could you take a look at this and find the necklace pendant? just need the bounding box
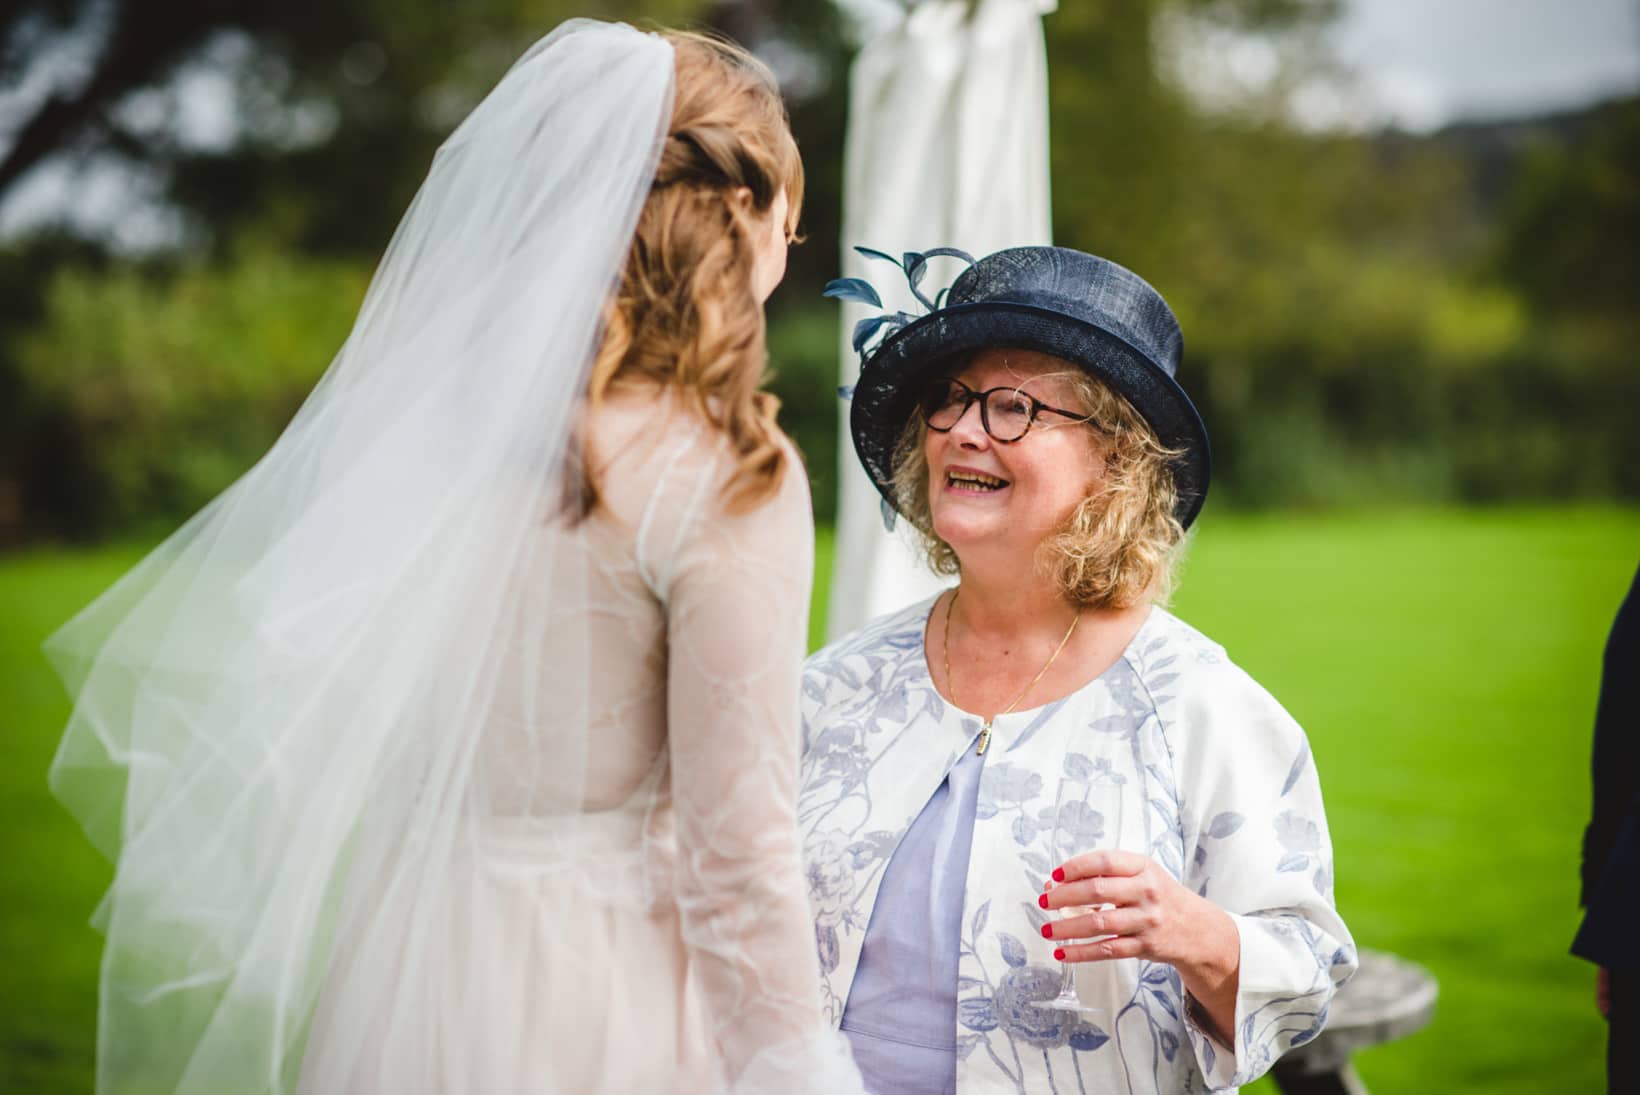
[944,588,1080,762]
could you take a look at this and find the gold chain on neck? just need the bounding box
[941,587,1081,755]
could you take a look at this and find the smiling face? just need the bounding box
[923,348,1106,570]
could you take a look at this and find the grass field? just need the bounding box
[5,505,1634,1092]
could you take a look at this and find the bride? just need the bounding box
[47,21,862,1095]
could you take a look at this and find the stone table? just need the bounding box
[1270,948,1439,1095]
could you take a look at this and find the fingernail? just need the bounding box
[1053,948,1066,961]
[1038,893,1049,909]
[1041,923,1053,939]
[1052,868,1066,883]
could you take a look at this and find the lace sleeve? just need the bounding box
[645,435,862,1093]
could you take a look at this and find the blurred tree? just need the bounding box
[0,0,708,255]
[14,241,367,535]
[1493,97,1640,337]
[1043,0,1337,265]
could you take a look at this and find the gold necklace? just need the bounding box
[942,588,1081,756]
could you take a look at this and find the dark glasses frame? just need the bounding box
[918,377,1090,443]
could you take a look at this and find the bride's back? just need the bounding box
[478,390,730,819]
[466,26,810,827]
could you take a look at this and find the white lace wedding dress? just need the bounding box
[46,22,860,1095]
[296,390,857,1093]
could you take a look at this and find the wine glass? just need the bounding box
[1043,774,1115,1013]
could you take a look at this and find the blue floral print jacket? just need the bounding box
[797,597,1357,1094]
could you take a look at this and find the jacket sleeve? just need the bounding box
[1165,657,1358,1091]
[1581,562,1640,906]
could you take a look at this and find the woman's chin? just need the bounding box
[930,513,1005,556]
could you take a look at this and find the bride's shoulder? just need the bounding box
[585,385,799,528]
[586,380,699,442]
[588,386,725,478]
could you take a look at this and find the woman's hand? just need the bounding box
[1040,849,1241,1045]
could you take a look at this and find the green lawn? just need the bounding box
[2,546,143,1092]
[6,506,1633,1092]
[1165,507,1631,1093]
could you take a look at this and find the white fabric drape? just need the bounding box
[827,0,1056,640]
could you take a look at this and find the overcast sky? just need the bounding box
[1325,0,1640,129]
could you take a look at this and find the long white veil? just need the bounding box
[46,20,679,1093]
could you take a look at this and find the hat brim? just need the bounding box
[849,301,1211,529]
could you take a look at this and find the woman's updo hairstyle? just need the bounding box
[582,30,804,514]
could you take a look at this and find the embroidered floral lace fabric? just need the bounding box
[295,394,860,1093]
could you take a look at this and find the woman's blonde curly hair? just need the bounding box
[581,30,803,515]
[890,361,1188,608]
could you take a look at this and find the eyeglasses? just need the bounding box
[917,377,1089,443]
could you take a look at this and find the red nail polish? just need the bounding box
[1041,923,1053,939]
[1038,893,1049,909]
[1052,867,1066,883]
[1053,948,1066,961]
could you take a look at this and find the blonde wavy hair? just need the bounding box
[581,30,803,515]
[890,362,1188,608]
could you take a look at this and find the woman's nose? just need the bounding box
[947,400,989,447]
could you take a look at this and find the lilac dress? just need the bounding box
[840,743,987,1094]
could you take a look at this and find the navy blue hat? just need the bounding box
[842,246,1211,529]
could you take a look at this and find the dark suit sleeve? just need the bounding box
[1581,562,1640,907]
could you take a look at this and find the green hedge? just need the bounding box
[4,249,1635,541]
[9,248,365,538]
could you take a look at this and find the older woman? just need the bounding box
[800,247,1356,1094]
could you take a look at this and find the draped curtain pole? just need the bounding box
[827,0,1057,641]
